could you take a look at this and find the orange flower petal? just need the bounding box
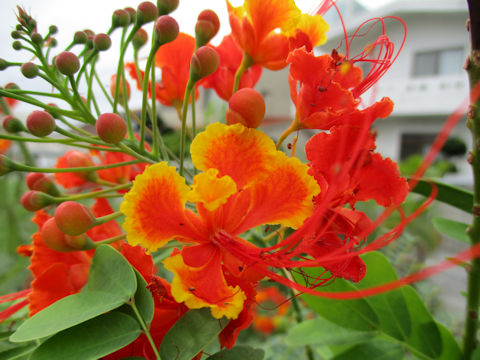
[120,162,206,252]
[163,248,246,319]
[190,123,277,188]
[232,153,320,234]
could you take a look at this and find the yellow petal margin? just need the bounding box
[187,169,237,211]
[190,123,277,188]
[120,162,197,252]
[164,252,246,319]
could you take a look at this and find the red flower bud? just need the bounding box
[41,218,94,252]
[73,31,87,44]
[30,32,43,44]
[136,2,158,25]
[20,190,55,212]
[112,9,130,28]
[190,46,219,82]
[124,7,136,24]
[3,115,26,133]
[26,172,61,196]
[5,82,19,90]
[154,15,179,45]
[54,201,96,236]
[26,110,56,137]
[132,28,149,50]
[226,88,265,128]
[21,62,39,78]
[195,10,220,47]
[55,51,80,76]
[94,33,112,51]
[157,0,179,15]
[96,113,127,144]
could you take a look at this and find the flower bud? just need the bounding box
[124,7,136,24]
[226,88,265,128]
[154,15,179,45]
[0,59,9,71]
[2,115,26,133]
[136,2,158,25]
[26,172,61,196]
[48,38,57,48]
[21,62,39,78]
[132,28,148,50]
[112,9,130,28]
[110,75,131,104]
[12,41,22,51]
[195,10,220,47]
[94,33,111,51]
[190,46,219,82]
[56,150,99,183]
[54,201,96,236]
[31,32,43,44]
[73,31,87,44]
[96,113,127,144]
[55,51,80,76]
[11,30,21,39]
[5,82,19,90]
[27,110,56,137]
[157,0,179,15]
[49,25,58,35]
[20,191,55,212]
[41,218,95,252]
[0,155,14,176]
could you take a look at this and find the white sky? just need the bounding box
[0,0,394,115]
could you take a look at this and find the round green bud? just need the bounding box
[93,33,112,51]
[21,62,39,78]
[55,51,80,76]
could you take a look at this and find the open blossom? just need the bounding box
[287,47,393,131]
[227,0,328,70]
[120,122,320,321]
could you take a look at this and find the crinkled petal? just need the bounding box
[163,248,246,319]
[191,123,277,188]
[121,162,205,252]
[187,169,237,211]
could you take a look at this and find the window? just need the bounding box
[412,48,464,77]
[400,133,437,160]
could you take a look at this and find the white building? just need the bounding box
[320,0,470,184]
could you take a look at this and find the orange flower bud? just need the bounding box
[26,172,61,196]
[96,113,127,144]
[110,75,131,104]
[226,88,265,128]
[26,110,56,137]
[20,190,55,212]
[54,201,96,236]
[41,218,95,252]
[190,46,219,82]
[195,10,220,47]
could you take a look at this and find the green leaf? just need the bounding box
[286,318,375,347]
[399,286,442,359]
[411,178,473,213]
[29,312,140,360]
[206,345,265,360]
[437,322,462,360]
[131,269,154,325]
[295,269,379,331]
[473,346,480,360]
[87,244,137,299]
[160,309,229,360]
[433,217,470,243]
[331,340,404,360]
[0,331,14,341]
[9,291,125,342]
[357,252,411,342]
[0,343,36,360]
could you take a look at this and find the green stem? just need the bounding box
[276,118,299,150]
[179,81,194,176]
[10,159,142,174]
[130,301,161,360]
[463,4,480,358]
[95,211,123,225]
[233,54,252,93]
[94,234,126,247]
[56,183,131,202]
[68,75,96,124]
[93,69,114,107]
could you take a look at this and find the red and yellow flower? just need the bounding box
[120,123,320,320]
[227,0,329,70]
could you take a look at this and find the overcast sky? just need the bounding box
[0,0,394,115]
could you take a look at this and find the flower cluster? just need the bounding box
[0,0,412,358]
